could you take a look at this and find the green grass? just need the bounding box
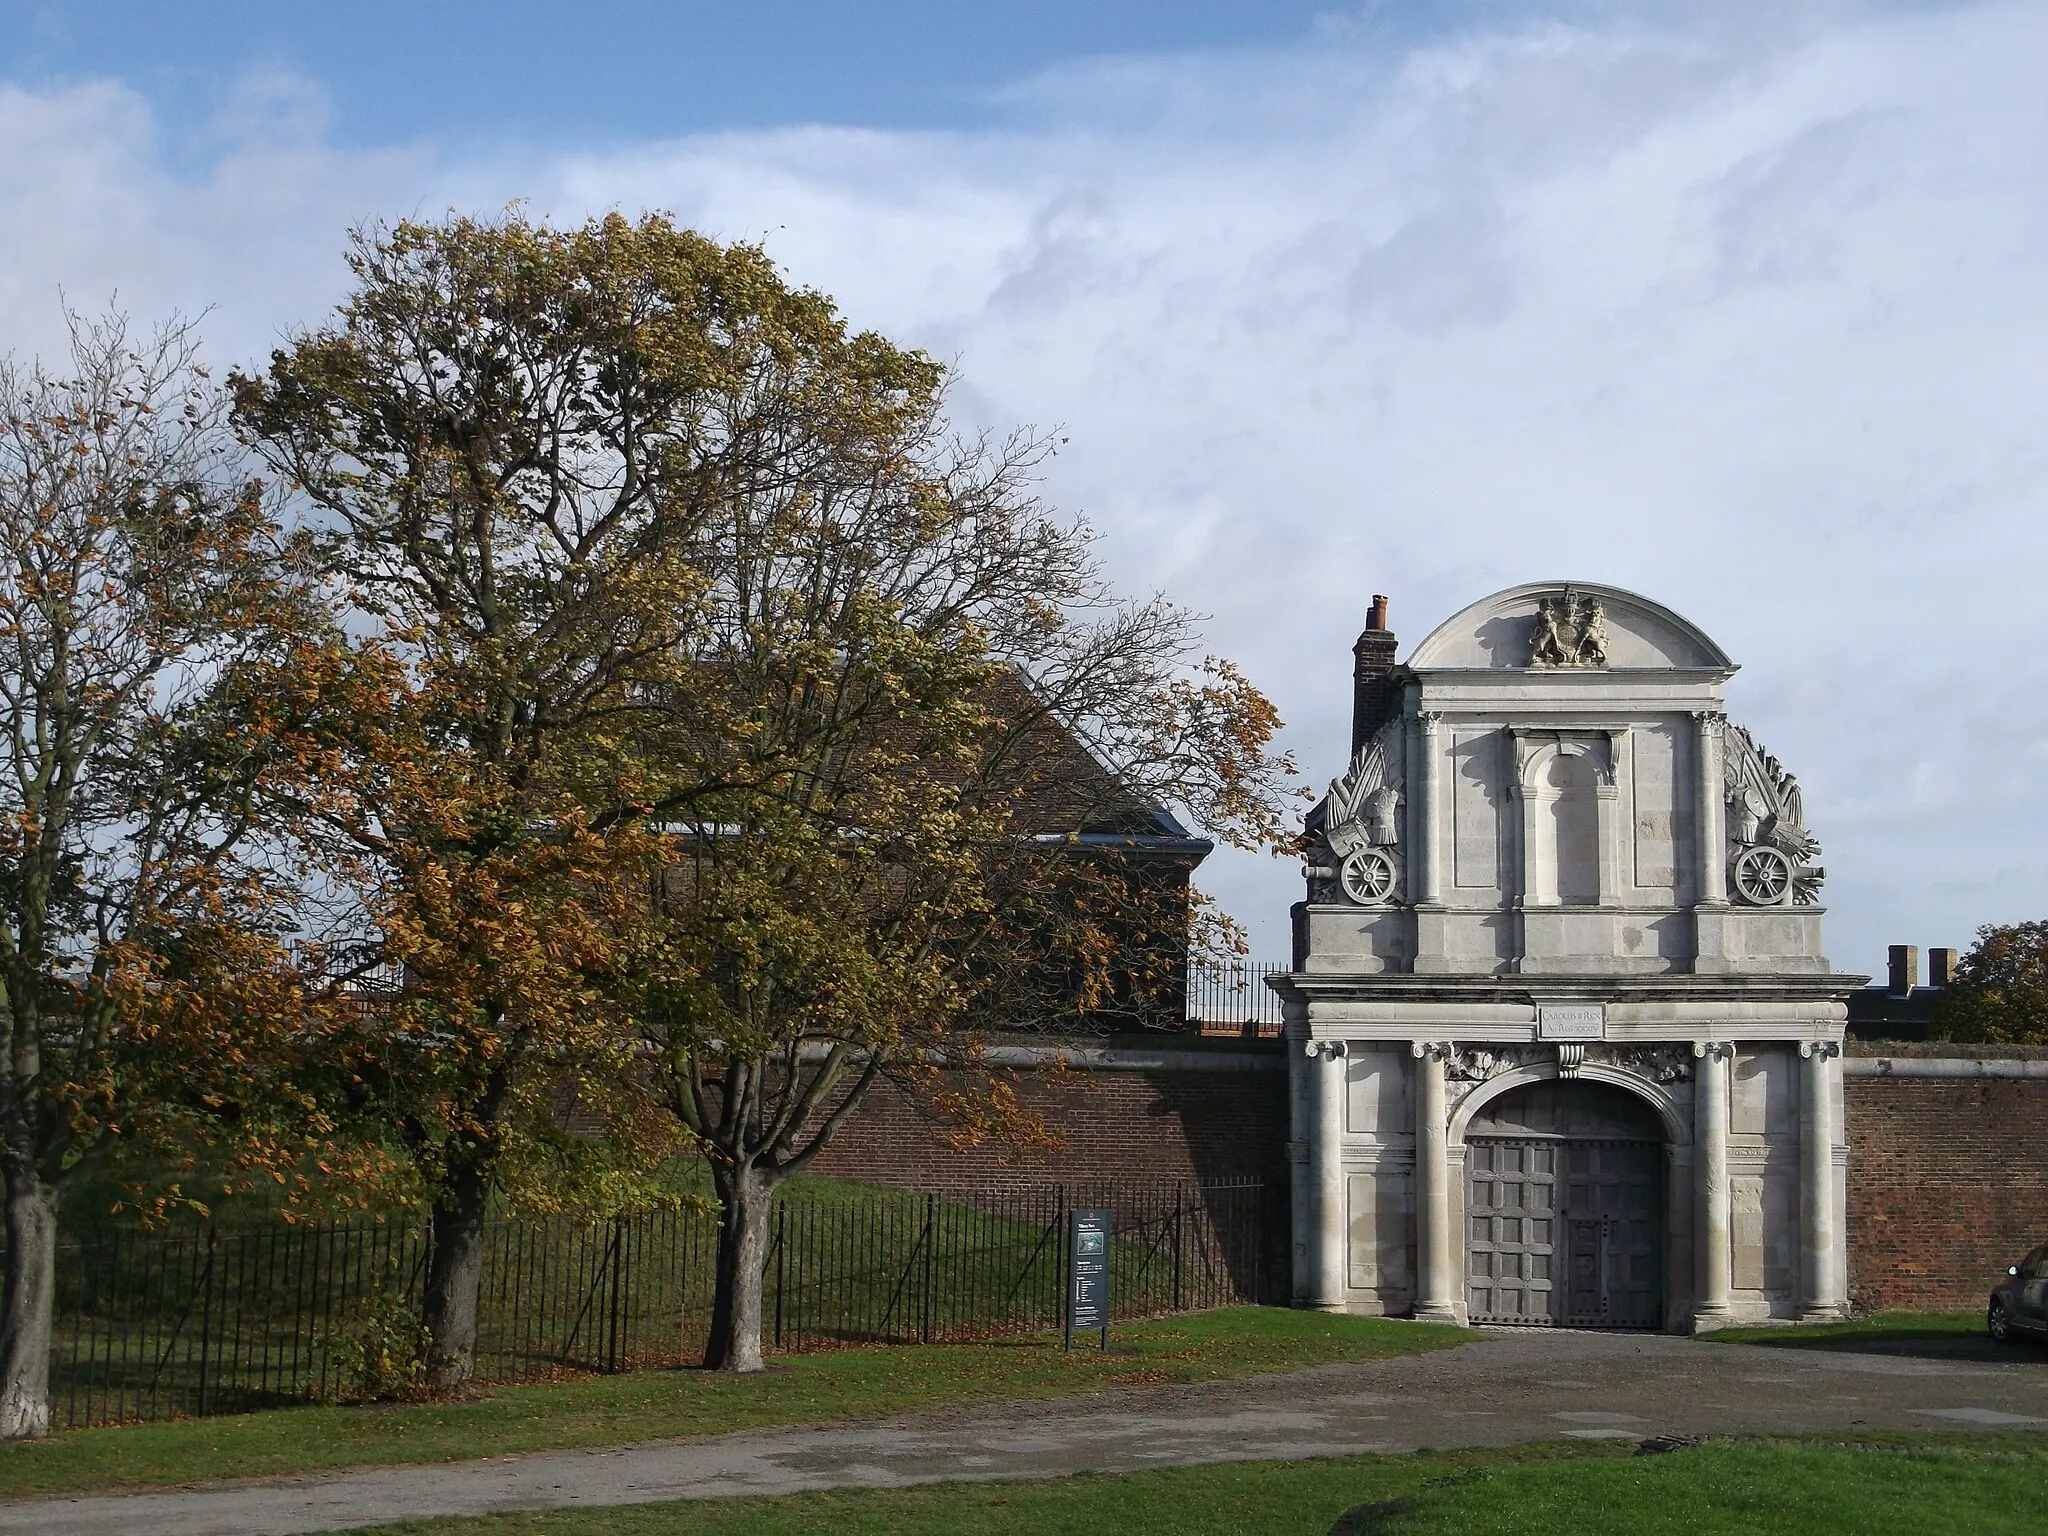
[0,1306,1467,1501]
[336,1433,2048,1536]
[1706,1311,1985,1348]
[1344,1435,2048,1536]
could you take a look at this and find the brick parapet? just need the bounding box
[1846,1040,2048,1060]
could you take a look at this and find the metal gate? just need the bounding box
[1468,1136,1661,1328]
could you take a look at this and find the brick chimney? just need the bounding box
[1351,595,1400,755]
[1887,943,1920,996]
[1928,947,1958,988]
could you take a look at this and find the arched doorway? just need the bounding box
[1465,1080,1663,1328]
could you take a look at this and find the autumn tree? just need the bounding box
[0,313,328,1438]
[241,210,1297,1382]
[234,211,952,1388]
[622,430,1298,1372]
[1932,920,2048,1044]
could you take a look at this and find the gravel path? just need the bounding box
[10,1329,2046,1535]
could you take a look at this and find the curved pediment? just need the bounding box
[1406,581,1735,672]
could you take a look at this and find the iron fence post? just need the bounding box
[1172,1183,1184,1312]
[1254,1180,1266,1302]
[773,1202,786,1352]
[921,1192,935,1344]
[1058,1184,1069,1349]
[608,1215,626,1373]
[195,1229,218,1418]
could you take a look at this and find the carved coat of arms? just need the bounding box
[1528,587,1609,669]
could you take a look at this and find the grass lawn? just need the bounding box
[1706,1311,1986,1349]
[0,1306,1466,1502]
[340,1433,2048,1536]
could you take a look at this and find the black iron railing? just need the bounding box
[1186,960,1287,1033]
[46,1177,1266,1429]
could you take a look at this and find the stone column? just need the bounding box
[1411,1041,1459,1323]
[1692,1041,1733,1326]
[1799,1041,1846,1321]
[1594,733,1623,905]
[1416,713,1443,904]
[1306,1039,1349,1309]
[1693,712,1727,905]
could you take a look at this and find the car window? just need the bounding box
[2031,1246,2048,1279]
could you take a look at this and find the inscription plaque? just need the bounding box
[1538,1005,1605,1041]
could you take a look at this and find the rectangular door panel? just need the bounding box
[1467,1137,1559,1325]
[1471,1135,1659,1329]
[1561,1139,1663,1329]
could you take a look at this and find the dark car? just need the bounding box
[1988,1242,2048,1343]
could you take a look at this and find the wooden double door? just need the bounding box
[1466,1136,1662,1329]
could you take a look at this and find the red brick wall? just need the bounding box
[809,1063,1289,1192]
[807,1045,2048,1315]
[1847,1052,2048,1312]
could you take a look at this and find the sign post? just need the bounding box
[1066,1207,1111,1352]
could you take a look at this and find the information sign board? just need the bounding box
[1066,1207,1111,1351]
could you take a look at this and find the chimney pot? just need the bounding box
[1351,596,1400,754]
[1887,943,1920,995]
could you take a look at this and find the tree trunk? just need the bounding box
[421,1164,491,1390]
[0,1171,59,1439]
[703,1164,777,1373]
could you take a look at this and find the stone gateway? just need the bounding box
[1274,582,1865,1331]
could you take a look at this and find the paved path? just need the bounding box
[10,1330,2047,1535]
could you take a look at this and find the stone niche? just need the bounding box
[1277,582,1865,1334]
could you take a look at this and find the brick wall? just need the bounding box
[731,1035,2048,1316]
[809,1056,1290,1192]
[1846,1044,2048,1312]
[808,1052,1294,1303]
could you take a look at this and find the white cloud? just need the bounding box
[5,3,2047,974]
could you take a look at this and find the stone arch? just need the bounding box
[1406,580,1736,671]
[1448,1062,1689,1148]
[1456,1069,1676,1329]
[1515,736,1612,792]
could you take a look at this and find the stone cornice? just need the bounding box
[1270,971,1869,1005]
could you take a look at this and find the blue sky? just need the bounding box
[9,2,1375,145]
[1,2,2043,973]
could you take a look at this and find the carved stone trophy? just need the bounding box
[1722,725,1825,905]
[1308,720,1404,905]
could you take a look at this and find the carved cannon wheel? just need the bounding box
[1341,848,1398,905]
[1732,845,1794,906]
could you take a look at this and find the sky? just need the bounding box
[2,0,2044,978]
